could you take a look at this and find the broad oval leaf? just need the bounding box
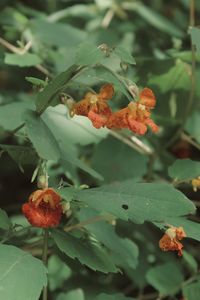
[52,229,118,273]
[75,180,195,223]
[0,245,47,300]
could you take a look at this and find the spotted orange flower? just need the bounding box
[159,226,186,256]
[191,177,200,192]
[71,84,114,129]
[106,88,159,135]
[22,188,62,228]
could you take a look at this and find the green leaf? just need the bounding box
[91,136,147,183]
[43,105,108,146]
[183,251,198,274]
[4,53,42,67]
[35,65,77,113]
[0,102,32,131]
[134,2,183,37]
[0,208,11,230]
[75,42,105,65]
[94,294,134,300]
[78,207,139,269]
[146,262,183,295]
[30,19,86,47]
[52,229,118,273]
[183,281,200,300]
[190,27,200,54]
[24,110,60,161]
[25,76,47,87]
[148,59,190,92]
[76,180,195,224]
[168,159,200,181]
[0,244,47,300]
[57,289,84,300]
[186,111,200,143]
[0,144,38,166]
[114,46,136,65]
[43,106,104,180]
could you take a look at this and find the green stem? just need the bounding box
[42,229,49,300]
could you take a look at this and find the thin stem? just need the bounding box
[42,229,49,300]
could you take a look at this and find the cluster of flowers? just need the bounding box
[69,84,159,135]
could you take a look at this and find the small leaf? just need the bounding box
[52,229,118,273]
[5,53,42,67]
[0,244,47,300]
[25,77,47,87]
[168,159,200,181]
[24,110,60,161]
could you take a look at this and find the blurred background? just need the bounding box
[0,1,200,299]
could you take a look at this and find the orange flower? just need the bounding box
[191,177,200,192]
[71,84,114,129]
[159,226,186,256]
[22,188,62,228]
[106,88,159,135]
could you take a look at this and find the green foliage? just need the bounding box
[1,1,200,299]
[52,229,118,273]
[91,136,147,182]
[0,245,47,300]
[24,110,60,161]
[183,281,200,300]
[146,262,183,295]
[75,181,195,223]
[168,159,200,181]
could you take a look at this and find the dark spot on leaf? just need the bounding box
[122,204,129,210]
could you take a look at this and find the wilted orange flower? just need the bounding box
[159,226,186,256]
[191,177,200,192]
[71,84,114,128]
[22,188,62,228]
[106,88,159,135]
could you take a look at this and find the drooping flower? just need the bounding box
[191,177,200,192]
[22,188,62,228]
[71,84,114,129]
[106,88,159,135]
[159,226,186,256]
